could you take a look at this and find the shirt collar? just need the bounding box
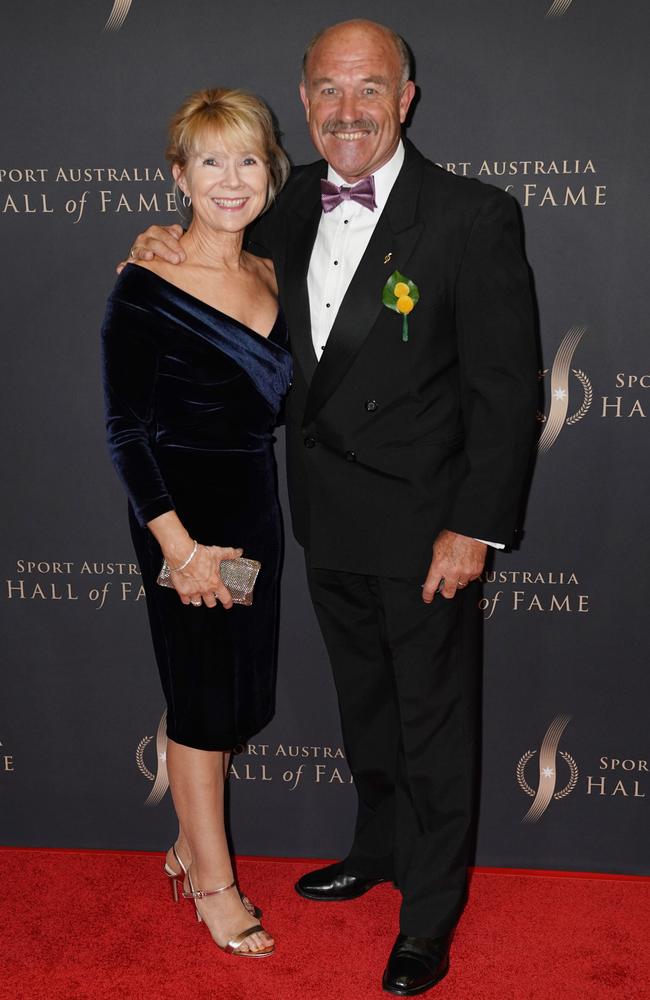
[326,141,405,214]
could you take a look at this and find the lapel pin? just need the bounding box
[383,252,392,264]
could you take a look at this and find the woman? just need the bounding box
[102,88,291,957]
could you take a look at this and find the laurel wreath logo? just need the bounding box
[566,369,592,424]
[103,0,133,32]
[516,715,577,822]
[516,749,579,800]
[135,736,155,781]
[537,366,593,426]
[537,326,591,452]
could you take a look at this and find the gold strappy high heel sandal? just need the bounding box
[163,843,262,917]
[183,870,274,958]
[164,844,188,902]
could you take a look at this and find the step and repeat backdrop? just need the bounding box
[1,1,648,873]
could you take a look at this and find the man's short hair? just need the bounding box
[301,21,413,89]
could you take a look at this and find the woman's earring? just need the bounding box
[174,183,191,211]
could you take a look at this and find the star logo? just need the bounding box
[537,327,593,453]
[516,716,579,822]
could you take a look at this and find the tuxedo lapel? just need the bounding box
[303,144,425,428]
[283,164,326,385]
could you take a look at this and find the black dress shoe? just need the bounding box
[295,860,389,901]
[382,933,451,996]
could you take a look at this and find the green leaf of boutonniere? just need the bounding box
[382,271,420,342]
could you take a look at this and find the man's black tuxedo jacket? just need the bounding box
[249,140,538,578]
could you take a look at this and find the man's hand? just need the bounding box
[116,224,185,273]
[422,530,487,603]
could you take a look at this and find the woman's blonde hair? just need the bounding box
[166,87,290,212]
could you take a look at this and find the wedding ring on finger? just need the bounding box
[436,577,445,593]
[129,246,138,260]
[190,599,201,607]
[457,580,467,588]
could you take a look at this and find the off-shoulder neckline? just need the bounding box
[123,262,281,342]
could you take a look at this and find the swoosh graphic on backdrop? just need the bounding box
[523,714,571,823]
[547,0,574,17]
[538,326,587,453]
[104,0,133,32]
[144,712,169,806]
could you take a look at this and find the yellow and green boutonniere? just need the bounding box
[382,271,420,342]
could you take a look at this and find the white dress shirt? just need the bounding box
[306,142,503,551]
[308,142,405,355]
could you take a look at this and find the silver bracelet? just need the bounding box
[169,540,198,572]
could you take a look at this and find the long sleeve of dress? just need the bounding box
[101,293,174,526]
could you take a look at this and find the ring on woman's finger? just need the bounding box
[129,246,138,260]
[457,580,467,588]
[190,599,201,607]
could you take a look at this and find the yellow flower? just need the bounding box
[382,270,420,342]
[396,294,414,315]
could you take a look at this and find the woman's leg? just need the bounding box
[165,751,234,883]
[167,751,230,871]
[166,738,273,953]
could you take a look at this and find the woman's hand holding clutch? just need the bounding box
[146,511,242,609]
[170,544,243,609]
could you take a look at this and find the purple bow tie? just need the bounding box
[320,175,377,213]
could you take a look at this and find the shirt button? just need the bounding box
[326,303,331,308]
[333,260,339,265]
[365,400,378,412]
[304,436,316,449]
[345,450,356,462]
[344,219,349,225]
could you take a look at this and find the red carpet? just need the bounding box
[2,849,649,1000]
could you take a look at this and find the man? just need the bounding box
[130,19,537,995]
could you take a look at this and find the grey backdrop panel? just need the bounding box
[1,0,648,872]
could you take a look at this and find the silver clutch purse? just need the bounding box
[156,556,261,606]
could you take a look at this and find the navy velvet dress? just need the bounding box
[101,264,292,751]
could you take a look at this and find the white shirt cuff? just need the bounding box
[474,538,505,549]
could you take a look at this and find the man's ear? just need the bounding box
[399,81,416,124]
[299,82,310,122]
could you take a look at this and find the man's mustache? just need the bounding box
[321,119,378,135]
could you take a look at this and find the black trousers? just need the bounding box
[307,566,482,936]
